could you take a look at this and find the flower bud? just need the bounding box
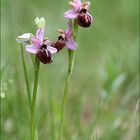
[36,48,52,64]
[35,17,46,28]
[16,33,32,44]
[77,10,92,28]
[51,36,66,52]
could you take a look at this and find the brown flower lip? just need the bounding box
[51,36,66,52]
[36,48,52,64]
[77,10,92,28]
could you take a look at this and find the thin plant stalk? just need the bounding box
[44,70,55,140]
[31,57,40,140]
[20,44,31,110]
[49,88,55,140]
[58,19,78,140]
[20,44,38,139]
[123,99,140,140]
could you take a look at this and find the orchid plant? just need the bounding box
[16,0,93,140]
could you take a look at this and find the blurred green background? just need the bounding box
[1,0,139,140]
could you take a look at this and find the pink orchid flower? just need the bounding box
[26,28,57,64]
[26,28,57,54]
[64,21,77,50]
[64,0,93,27]
[52,21,76,51]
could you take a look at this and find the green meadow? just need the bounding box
[1,0,139,140]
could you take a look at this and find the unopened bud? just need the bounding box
[16,33,32,44]
[35,17,46,28]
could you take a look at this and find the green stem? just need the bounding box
[49,90,55,140]
[30,54,36,69]
[31,58,40,140]
[20,44,31,110]
[58,19,78,140]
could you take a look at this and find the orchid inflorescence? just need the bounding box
[16,1,93,140]
[17,0,93,64]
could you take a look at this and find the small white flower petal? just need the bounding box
[16,33,32,44]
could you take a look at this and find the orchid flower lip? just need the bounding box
[77,12,92,27]
[36,48,52,64]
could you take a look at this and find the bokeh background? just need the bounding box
[1,0,139,140]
